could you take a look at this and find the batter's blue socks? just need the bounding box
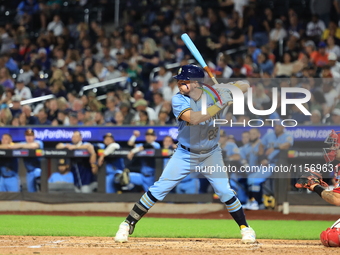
[225,196,249,229]
[140,191,158,209]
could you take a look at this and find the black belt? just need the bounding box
[180,144,218,154]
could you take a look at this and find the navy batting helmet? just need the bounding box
[173,65,205,80]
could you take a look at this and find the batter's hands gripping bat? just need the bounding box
[181,33,218,85]
[181,33,234,106]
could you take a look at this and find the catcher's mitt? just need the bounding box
[295,168,328,190]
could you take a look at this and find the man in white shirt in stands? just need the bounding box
[15,79,32,100]
[47,14,64,37]
[162,78,179,102]
[328,52,340,79]
[132,99,157,123]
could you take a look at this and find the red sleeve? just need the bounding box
[333,187,340,194]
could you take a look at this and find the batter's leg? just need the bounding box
[200,147,256,243]
[114,147,194,242]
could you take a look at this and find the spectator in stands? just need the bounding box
[36,108,51,125]
[48,158,74,184]
[273,52,296,77]
[322,80,338,110]
[15,79,32,100]
[257,52,274,75]
[247,8,268,47]
[306,14,326,42]
[307,109,322,124]
[105,61,121,81]
[69,111,80,126]
[0,68,14,90]
[225,17,245,50]
[94,61,108,82]
[287,11,305,39]
[216,53,233,78]
[113,111,124,126]
[326,36,340,58]
[139,38,160,89]
[312,42,329,67]
[132,99,157,124]
[104,96,118,124]
[162,78,179,102]
[247,41,261,64]
[2,53,18,73]
[154,110,171,125]
[51,80,67,98]
[0,134,20,192]
[17,62,33,86]
[269,19,287,42]
[0,107,13,126]
[33,78,52,98]
[252,84,271,110]
[16,0,40,27]
[22,105,38,125]
[331,108,340,124]
[47,98,58,122]
[56,131,98,193]
[154,65,172,89]
[152,92,164,117]
[10,95,22,117]
[35,48,51,71]
[47,14,64,36]
[290,104,311,124]
[119,101,134,125]
[322,21,340,41]
[55,110,69,126]
[86,70,99,85]
[328,52,340,78]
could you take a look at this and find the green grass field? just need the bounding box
[0,215,333,240]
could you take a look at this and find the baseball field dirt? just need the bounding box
[1,210,339,254]
[0,236,339,255]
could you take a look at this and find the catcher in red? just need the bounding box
[295,130,340,247]
[320,219,340,247]
[295,130,340,206]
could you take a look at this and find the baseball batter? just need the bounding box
[114,65,256,244]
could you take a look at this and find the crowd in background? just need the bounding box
[0,0,339,127]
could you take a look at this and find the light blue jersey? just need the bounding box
[172,87,229,150]
[240,141,261,166]
[261,131,294,164]
[223,142,240,157]
[144,87,236,205]
[48,172,74,183]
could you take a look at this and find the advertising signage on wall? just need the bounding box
[0,126,335,142]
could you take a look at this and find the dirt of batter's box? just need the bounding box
[0,210,339,221]
[0,236,339,255]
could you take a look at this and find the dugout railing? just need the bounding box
[0,148,213,204]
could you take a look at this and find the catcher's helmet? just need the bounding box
[173,65,205,80]
[323,130,340,162]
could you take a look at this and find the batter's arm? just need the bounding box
[180,110,212,125]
